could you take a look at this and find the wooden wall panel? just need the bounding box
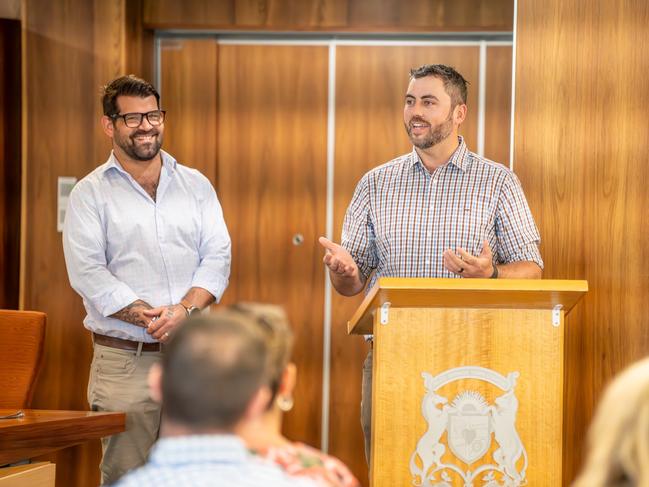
[22,0,126,485]
[0,19,21,310]
[216,45,329,449]
[347,0,512,30]
[144,0,234,27]
[330,46,480,485]
[124,0,154,82]
[143,0,513,31]
[514,0,649,483]
[160,38,218,183]
[0,0,20,19]
[484,46,512,166]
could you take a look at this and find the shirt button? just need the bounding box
[428,232,432,238]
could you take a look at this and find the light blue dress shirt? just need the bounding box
[112,435,317,487]
[63,150,231,342]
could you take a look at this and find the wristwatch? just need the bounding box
[180,300,201,317]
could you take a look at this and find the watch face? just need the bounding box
[188,306,201,317]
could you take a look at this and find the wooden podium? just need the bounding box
[348,278,587,487]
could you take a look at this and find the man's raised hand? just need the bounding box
[442,240,495,278]
[318,237,359,278]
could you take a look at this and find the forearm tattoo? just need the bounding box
[110,299,154,327]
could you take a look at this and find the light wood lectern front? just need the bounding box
[348,278,587,487]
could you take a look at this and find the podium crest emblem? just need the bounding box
[409,366,527,487]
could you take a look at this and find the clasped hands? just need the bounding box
[142,304,187,343]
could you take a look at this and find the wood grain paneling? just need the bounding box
[143,0,513,31]
[484,46,511,166]
[232,0,347,28]
[0,409,125,465]
[347,0,512,30]
[22,0,126,485]
[0,0,20,20]
[330,46,479,485]
[0,462,55,486]
[124,0,154,81]
[514,0,649,483]
[373,307,564,486]
[92,0,127,166]
[216,45,329,449]
[0,19,21,310]
[160,38,218,183]
[348,277,587,335]
[144,0,234,27]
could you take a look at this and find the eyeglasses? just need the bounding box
[110,110,166,128]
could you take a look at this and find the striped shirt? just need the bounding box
[112,435,317,487]
[342,137,542,292]
[63,150,231,342]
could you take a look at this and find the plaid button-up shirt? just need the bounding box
[341,137,543,292]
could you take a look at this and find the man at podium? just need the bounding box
[319,64,543,460]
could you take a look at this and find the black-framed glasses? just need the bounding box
[110,110,166,128]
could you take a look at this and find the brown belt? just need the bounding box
[93,333,163,352]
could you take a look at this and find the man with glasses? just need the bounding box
[62,75,231,484]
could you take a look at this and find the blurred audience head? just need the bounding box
[573,357,649,487]
[215,303,361,487]
[148,312,271,433]
[227,303,296,413]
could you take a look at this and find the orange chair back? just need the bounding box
[0,310,46,408]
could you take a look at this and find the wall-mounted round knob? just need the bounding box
[292,233,304,246]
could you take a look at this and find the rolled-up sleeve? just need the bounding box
[190,183,231,302]
[495,172,544,269]
[341,174,378,279]
[62,183,139,316]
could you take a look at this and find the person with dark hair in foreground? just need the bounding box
[230,303,360,487]
[319,64,544,461]
[63,75,230,483]
[113,313,317,487]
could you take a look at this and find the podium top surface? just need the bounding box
[348,278,588,334]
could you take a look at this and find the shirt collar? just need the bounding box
[148,434,250,467]
[410,135,471,173]
[101,149,177,175]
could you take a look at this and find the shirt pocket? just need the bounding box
[438,203,491,257]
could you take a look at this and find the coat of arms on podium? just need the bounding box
[409,366,527,487]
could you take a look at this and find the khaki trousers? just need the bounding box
[87,343,162,485]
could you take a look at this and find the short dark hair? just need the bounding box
[101,75,160,117]
[161,313,268,430]
[409,64,468,107]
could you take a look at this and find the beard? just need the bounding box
[114,128,163,161]
[405,109,454,150]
